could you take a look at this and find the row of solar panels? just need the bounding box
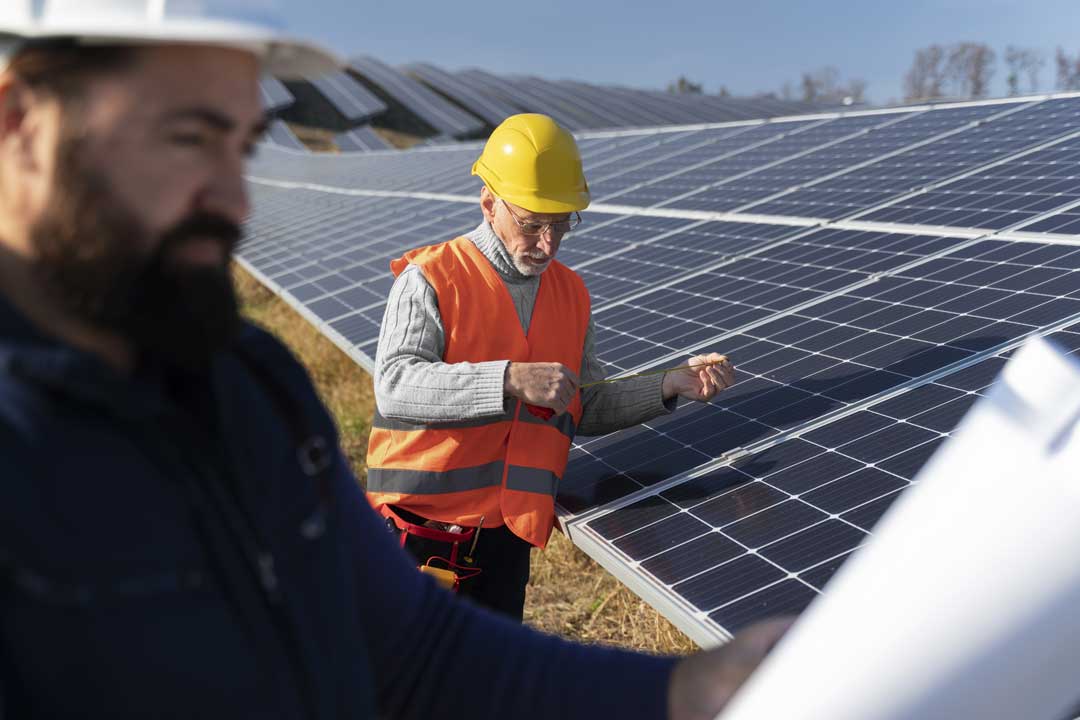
[258,56,840,154]
[240,93,1080,647]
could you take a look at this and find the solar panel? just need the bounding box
[241,94,1080,648]
[349,56,485,138]
[263,120,306,151]
[571,322,1080,642]
[336,126,394,152]
[259,75,294,114]
[405,63,521,127]
[309,71,388,123]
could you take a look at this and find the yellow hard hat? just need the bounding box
[471,113,590,214]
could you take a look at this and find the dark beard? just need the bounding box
[29,136,242,372]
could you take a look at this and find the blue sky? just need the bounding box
[261,0,1080,104]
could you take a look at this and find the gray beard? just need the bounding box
[510,254,551,276]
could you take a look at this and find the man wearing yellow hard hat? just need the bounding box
[368,114,735,619]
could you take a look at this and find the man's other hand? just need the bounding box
[505,362,580,415]
[668,618,793,720]
[662,353,735,402]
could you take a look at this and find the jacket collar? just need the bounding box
[0,293,173,421]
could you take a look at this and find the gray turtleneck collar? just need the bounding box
[463,220,540,331]
[465,221,539,286]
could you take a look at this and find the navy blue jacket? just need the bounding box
[0,296,675,719]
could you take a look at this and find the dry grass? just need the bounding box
[234,265,694,655]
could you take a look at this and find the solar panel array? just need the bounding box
[349,56,486,138]
[241,93,1080,646]
[405,65,839,130]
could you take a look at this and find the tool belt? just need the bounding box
[381,505,481,591]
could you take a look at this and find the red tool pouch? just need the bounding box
[381,506,481,591]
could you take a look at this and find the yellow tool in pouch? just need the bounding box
[419,564,459,590]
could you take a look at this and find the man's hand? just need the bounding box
[668,618,793,720]
[662,353,735,402]
[504,362,580,415]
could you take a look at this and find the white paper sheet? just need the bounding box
[720,336,1080,720]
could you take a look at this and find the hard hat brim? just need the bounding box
[491,188,591,215]
[472,160,591,214]
[0,18,341,80]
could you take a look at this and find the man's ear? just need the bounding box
[480,185,496,224]
[0,77,49,174]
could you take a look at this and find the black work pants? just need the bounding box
[395,513,533,621]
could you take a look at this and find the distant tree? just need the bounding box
[780,81,794,101]
[1005,46,1044,95]
[1056,48,1080,90]
[716,85,731,98]
[904,44,948,102]
[667,76,703,94]
[797,66,866,105]
[905,43,994,101]
[945,42,995,98]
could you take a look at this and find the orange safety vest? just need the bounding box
[366,236,591,548]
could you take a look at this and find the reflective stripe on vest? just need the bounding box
[371,404,576,441]
[366,236,590,548]
[368,462,558,498]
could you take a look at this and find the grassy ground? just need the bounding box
[234,266,695,655]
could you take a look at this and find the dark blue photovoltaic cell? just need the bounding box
[709,579,819,632]
[1020,206,1080,236]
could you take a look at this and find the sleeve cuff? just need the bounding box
[472,360,511,416]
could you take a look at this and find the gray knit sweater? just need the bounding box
[374,221,676,436]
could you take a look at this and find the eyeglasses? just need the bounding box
[500,200,582,236]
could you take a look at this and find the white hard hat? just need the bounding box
[0,0,341,80]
